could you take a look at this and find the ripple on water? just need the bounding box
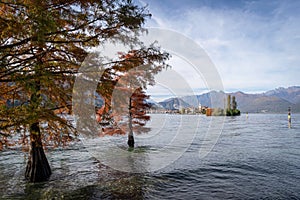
[1,114,300,199]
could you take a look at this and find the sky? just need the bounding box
[135,0,300,101]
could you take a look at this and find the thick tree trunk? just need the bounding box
[25,122,51,182]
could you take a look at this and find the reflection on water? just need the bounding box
[1,114,300,199]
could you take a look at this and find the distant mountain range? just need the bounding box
[150,86,300,113]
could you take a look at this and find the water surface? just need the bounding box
[1,114,299,199]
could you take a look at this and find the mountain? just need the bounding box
[230,91,293,113]
[182,91,227,108]
[146,99,164,109]
[264,86,300,104]
[155,86,300,113]
[158,97,190,110]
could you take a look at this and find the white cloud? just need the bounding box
[147,55,208,101]
[142,0,300,97]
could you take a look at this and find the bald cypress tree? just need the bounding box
[127,88,150,148]
[96,50,169,147]
[0,0,166,182]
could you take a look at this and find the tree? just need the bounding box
[225,95,240,116]
[128,88,150,147]
[96,50,169,147]
[231,96,240,115]
[232,96,237,110]
[0,0,165,182]
[227,94,231,112]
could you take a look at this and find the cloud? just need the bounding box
[147,55,208,99]
[142,0,300,96]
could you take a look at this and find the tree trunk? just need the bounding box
[25,122,51,182]
[128,115,135,147]
[127,131,135,148]
[128,97,134,148]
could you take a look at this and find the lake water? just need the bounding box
[1,114,300,199]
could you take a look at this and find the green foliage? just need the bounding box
[225,95,240,116]
[232,96,237,110]
[226,109,240,116]
[0,0,166,149]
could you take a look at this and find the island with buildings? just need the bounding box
[147,94,241,116]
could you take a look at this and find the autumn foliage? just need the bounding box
[95,50,169,141]
[0,0,169,182]
[97,87,151,136]
[0,0,157,148]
